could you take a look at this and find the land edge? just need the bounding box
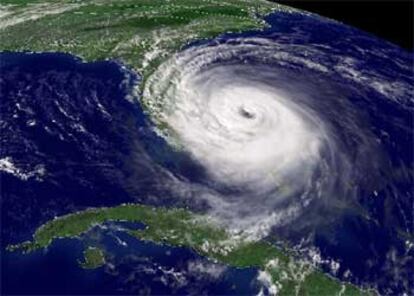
[6,203,377,296]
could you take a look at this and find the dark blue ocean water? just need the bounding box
[2,226,260,295]
[0,52,261,295]
[1,11,413,295]
[0,51,209,241]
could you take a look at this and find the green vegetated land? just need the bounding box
[0,0,286,78]
[7,203,373,296]
[79,246,105,269]
[0,0,292,114]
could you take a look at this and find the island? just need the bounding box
[79,246,106,269]
[7,203,374,296]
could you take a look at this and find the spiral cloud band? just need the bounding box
[143,36,400,236]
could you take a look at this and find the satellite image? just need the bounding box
[0,1,413,295]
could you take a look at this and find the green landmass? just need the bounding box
[0,0,287,77]
[79,246,105,269]
[0,0,293,114]
[7,203,373,296]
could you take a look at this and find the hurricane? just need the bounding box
[142,34,412,238]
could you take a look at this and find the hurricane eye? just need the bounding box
[239,107,255,119]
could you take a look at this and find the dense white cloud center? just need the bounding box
[170,73,323,193]
[143,38,344,235]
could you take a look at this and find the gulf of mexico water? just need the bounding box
[0,51,261,295]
